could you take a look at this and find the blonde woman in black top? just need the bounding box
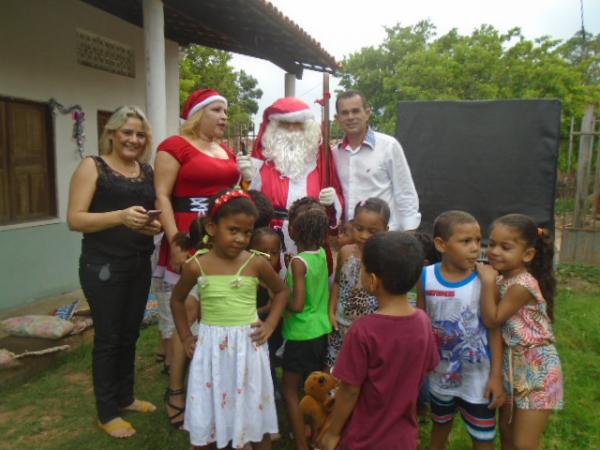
[68,106,161,438]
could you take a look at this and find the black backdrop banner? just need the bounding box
[396,100,561,235]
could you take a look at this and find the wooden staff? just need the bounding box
[323,73,331,186]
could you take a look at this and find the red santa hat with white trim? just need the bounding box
[252,97,315,160]
[181,88,227,121]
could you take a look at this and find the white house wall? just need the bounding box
[0,0,180,310]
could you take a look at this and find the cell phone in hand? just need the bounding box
[145,209,162,224]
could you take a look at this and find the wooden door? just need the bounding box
[0,102,9,223]
[0,98,56,225]
[97,109,113,149]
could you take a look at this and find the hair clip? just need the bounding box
[202,234,210,244]
[537,227,545,237]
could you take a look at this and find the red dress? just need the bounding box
[156,135,240,282]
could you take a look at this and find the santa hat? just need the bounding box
[181,88,227,121]
[252,97,315,160]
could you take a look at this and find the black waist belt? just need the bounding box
[172,196,210,214]
[273,208,288,220]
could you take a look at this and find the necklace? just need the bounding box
[113,160,138,175]
[194,138,224,158]
[103,155,139,177]
[119,166,138,176]
[196,137,216,148]
[114,165,139,178]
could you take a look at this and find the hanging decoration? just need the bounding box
[49,98,86,158]
[314,91,331,107]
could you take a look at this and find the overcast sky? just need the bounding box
[230,0,600,126]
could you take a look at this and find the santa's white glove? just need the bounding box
[237,155,256,181]
[319,187,336,206]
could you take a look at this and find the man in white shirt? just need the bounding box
[333,90,421,231]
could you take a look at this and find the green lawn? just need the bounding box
[1,264,599,449]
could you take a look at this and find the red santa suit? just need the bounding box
[250,97,344,259]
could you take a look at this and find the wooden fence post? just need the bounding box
[574,105,596,228]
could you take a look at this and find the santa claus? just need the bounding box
[237,97,344,257]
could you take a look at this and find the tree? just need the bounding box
[179,45,263,136]
[338,21,600,143]
[559,30,600,85]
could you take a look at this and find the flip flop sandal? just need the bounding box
[97,417,136,438]
[121,399,156,413]
[164,387,185,430]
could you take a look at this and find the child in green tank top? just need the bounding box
[170,189,289,450]
[281,198,332,450]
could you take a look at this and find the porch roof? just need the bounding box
[80,0,339,78]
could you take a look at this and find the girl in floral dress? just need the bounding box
[170,189,288,449]
[326,198,390,369]
[477,213,563,450]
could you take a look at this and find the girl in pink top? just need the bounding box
[478,214,563,450]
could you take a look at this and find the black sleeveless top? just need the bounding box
[81,156,156,258]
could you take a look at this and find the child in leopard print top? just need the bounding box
[326,198,390,369]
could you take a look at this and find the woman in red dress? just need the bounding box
[154,89,241,428]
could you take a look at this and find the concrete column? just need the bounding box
[284,73,296,97]
[143,0,167,160]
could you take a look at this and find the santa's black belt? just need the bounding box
[172,196,210,214]
[273,208,288,220]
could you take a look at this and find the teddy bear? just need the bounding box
[299,370,338,432]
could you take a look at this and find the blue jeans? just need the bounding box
[79,251,151,423]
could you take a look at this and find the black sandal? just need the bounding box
[164,387,185,430]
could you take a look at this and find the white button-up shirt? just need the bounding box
[333,128,421,231]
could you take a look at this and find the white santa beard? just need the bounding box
[261,120,320,180]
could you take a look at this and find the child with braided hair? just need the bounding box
[280,198,332,450]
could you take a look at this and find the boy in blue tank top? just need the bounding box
[417,211,505,450]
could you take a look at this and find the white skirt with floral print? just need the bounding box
[184,322,278,448]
